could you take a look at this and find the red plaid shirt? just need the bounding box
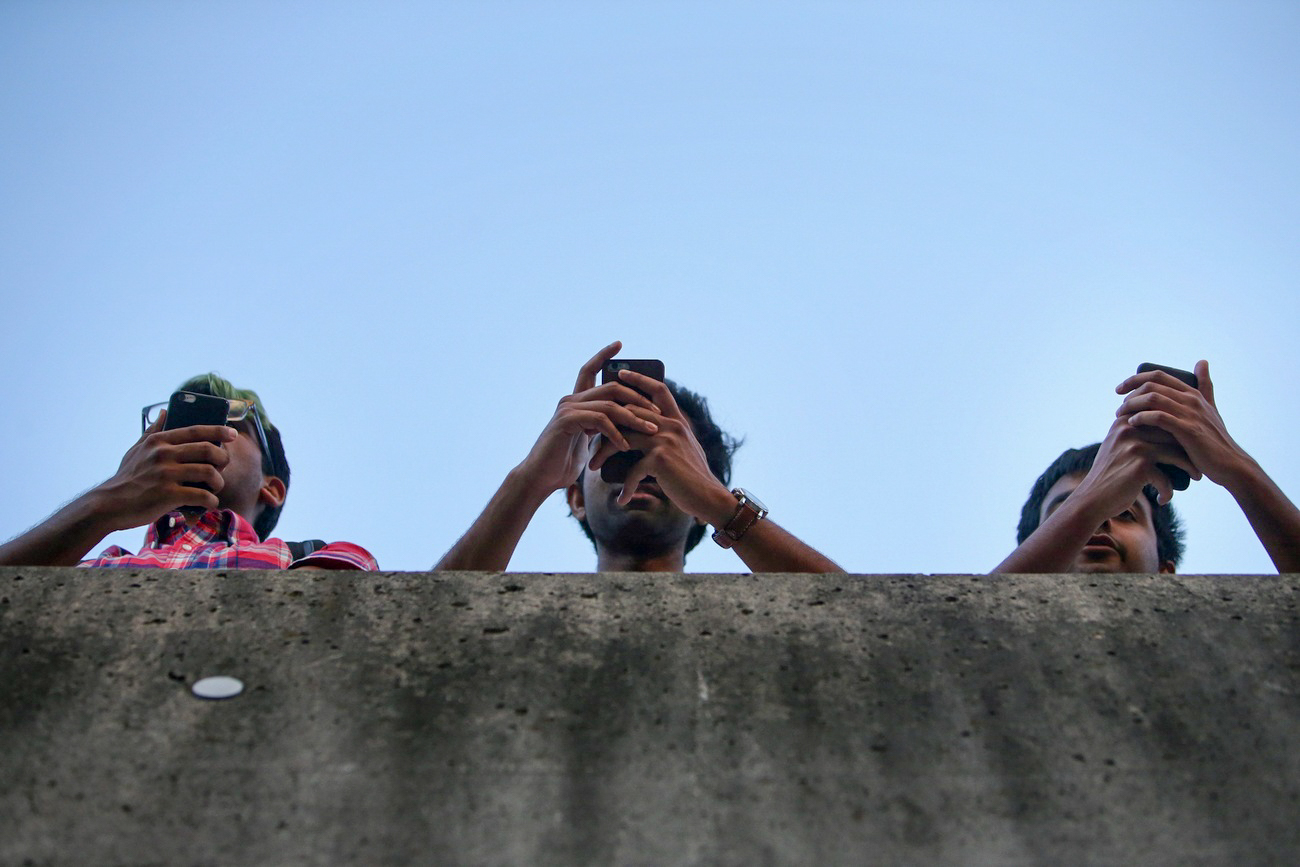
[79,509,378,571]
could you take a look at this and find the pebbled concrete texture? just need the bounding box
[2,568,1299,867]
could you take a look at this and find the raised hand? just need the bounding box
[1116,360,1248,486]
[588,369,734,526]
[0,413,238,566]
[1119,360,1300,573]
[91,412,236,531]
[516,341,659,496]
[434,341,660,572]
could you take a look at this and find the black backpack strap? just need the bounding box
[287,539,328,561]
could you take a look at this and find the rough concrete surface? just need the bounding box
[1,568,1298,866]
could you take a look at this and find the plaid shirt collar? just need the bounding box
[83,509,378,571]
[143,509,261,549]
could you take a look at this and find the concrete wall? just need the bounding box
[2,567,1298,866]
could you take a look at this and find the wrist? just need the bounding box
[700,481,743,527]
[1212,448,1263,493]
[78,484,133,536]
[711,487,770,549]
[1217,452,1281,513]
[505,462,563,508]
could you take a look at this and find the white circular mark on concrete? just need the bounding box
[191,676,244,700]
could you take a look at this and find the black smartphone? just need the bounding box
[599,359,665,484]
[162,391,230,501]
[1136,362,1198,389]
[163,391,230,432]
[1135,363,1199,491]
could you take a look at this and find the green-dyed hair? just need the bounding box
[176,373,290,540]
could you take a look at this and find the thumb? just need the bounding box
[1194,359,1216,406]
[144,409,167,436]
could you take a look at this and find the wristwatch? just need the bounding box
[712,488,769,549]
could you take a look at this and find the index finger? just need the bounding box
[1115,369,1197,396]
[155,424,238,445]
[617,370,680,418]
[573,381,661,412]
[574,341,623,393]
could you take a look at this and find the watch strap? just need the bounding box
[712,489,766,549]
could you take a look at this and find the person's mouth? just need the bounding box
[1084,534,1118,552]
[636,478,664,498]
[620,477,666,507]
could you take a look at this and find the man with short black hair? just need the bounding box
[0,374,376,570]
[995,361,1300,574]
[436,342,841,573]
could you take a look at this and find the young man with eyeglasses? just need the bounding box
[435,342,841,573]
[0,374,377,570]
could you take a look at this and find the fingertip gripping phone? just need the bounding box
[162,391,230,500]
[1135,363,1199,492]
[599,359,665,484]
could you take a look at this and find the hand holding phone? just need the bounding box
[162,391,231,499]
[1134,363,1199,491]
[599,359,665,483]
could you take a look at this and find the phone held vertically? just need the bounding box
[1136,362,1198,389]
[1135,363,1200,492]
[162,391,231,503]
[600,359,665,484]
[162,391,231,433]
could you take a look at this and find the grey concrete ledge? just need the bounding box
[2,568,1299,866]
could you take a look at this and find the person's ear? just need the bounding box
[1159,559,1176,574]
[566,483,585,521]
[259,476,287,510]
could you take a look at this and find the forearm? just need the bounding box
[1219,457,1300,573]
[992,497,1100,574]
[730,519,844,573]
[695,486,842,573]
[0,491,116,566]
[433,466,552,571]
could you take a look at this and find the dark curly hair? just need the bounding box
[575,378,741,556]
[1016,443,1185,568]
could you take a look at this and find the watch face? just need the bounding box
[735,488,768,515]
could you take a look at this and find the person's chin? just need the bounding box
[1072,548,1127,573]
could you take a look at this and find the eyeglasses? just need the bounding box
[141,396,276,477]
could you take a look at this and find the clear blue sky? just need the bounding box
[2,1,1297,573]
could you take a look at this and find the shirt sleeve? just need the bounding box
[287,541,379,571]
[77,546,134,567]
